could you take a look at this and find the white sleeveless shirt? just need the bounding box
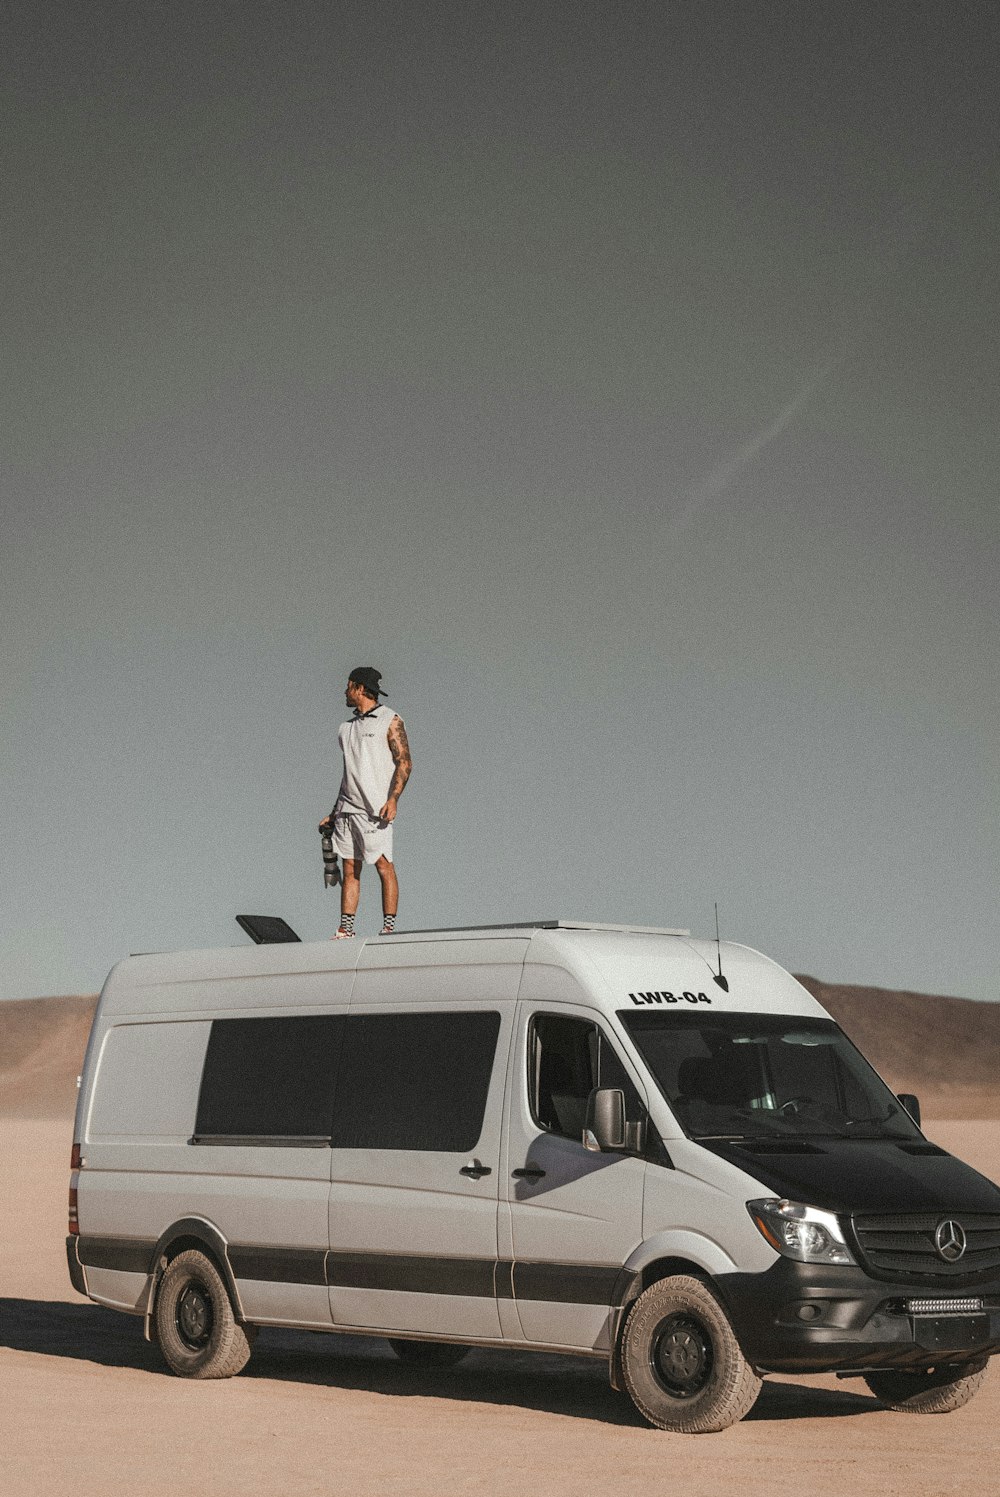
[335,703,399,819]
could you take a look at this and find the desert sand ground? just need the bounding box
[1,1111,997,1497]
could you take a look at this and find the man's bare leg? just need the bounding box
[375,855,398,933]
[336,858,361,937]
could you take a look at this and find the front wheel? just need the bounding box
[620,1275,761,1433]
[154,1249,255,1379]
[863,1363,988,1413]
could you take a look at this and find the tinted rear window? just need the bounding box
[195,1014,345,1138]
[331,1010,501,1152]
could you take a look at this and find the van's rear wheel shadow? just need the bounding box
[0,1300,878,1425]
[0,1298,163,1372]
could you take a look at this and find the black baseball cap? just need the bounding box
[349,666,387,697]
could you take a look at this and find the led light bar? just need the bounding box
[905,1297,984,1316]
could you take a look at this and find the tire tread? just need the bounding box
[154,1248,254,1380]
[862,1364,987,1414]
[620,1274,761,1433]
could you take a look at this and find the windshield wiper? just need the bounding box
[844,1113,897,1134]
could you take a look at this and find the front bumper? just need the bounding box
[716,1259,1000,1374]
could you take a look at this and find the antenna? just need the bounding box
[713,903,729,991]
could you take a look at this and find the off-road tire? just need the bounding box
[620,1274,761,1433]
[154,1249,255,1379]
[862,1363,988,1413]
[388,1338,470,1368]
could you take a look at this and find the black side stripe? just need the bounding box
[495,1258,515,1301]
[229,1246,327,1285]
[325,1251,495,1298]
[77,1237,329,1285]
[77,1237,156,1274]
[511,1261,622,1306]
[324,1253,622,1303]
[78,1237,627,1307]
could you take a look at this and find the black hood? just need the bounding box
[701,1137,1000,1215]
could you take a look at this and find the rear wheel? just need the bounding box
[388,1338,470,1368]
[863,1363,988,1413]
[154,1249,255,1379]
[620,1275,761,1433]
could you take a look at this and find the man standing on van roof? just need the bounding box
[320,667,411,938]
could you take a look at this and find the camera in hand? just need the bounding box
[319,820,341,888]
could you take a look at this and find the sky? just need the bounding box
[3,1,998,1003]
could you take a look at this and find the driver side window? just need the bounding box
[529,1013,642,1143]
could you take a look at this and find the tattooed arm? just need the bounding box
[379,716,412,822]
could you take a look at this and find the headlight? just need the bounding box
[747,1198,856,1266]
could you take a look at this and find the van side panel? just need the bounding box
[328,944,527,1338]
[328,1009,512,1337]
[79,1019,211,1311]
[89,1021,209,1139]
[78,969,354,1329]
[503,963,647,1351]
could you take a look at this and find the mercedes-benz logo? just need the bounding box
[934,1219,967,1262]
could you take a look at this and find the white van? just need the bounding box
[67,921,1000,1432]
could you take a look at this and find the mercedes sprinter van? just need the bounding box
[67,922,1000,1432]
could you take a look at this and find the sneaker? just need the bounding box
[333,929,355,940]
[379,926,395,936]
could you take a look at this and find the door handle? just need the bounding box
[512,1164,546,1180]
[459,1159,492,1178]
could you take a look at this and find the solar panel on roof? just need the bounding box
[235,915,302,945]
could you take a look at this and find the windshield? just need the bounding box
[618,1012,921,1141]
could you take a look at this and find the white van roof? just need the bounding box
[101,921,824,1022]
[396,920,692,936]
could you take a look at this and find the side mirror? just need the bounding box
[897,1092,921,1126]
[583,1087,626,1152]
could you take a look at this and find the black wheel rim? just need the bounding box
[649,1313,714,1399]
[176,1281,214,1350]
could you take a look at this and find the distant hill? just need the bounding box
[1,980,998,1118]
[0,994,98,1117]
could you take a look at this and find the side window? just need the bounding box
[529,1013,643,1143]
[194,1015,344,1140]
[331,1011,501,1152]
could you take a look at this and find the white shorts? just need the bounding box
[332,811,394,866]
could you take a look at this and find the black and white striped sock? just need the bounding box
[340,912,356,936]
[381,913,396,933]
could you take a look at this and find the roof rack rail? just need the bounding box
[380,920,691,936]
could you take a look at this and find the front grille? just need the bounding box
[852,1213,1000,1280]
